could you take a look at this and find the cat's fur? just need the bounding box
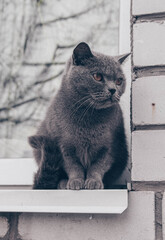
[29,42,129,190]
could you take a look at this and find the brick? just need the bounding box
[132,130,165,181]
[133,22,165,66]
[0,216,8,237]
[132,76,165,125]
[18,192,155,240]
[163,192,165,239]
[132,0,165,15]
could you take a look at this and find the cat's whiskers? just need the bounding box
[92,92,121,100]
[91,92,105,97]
[77,100,95,126]
[92,92,121,105]
[77,102,91,126]
[61,97,92,132]
[69,97,91,121]
[91,92,112,100]
[71,95,89,108]
[90,100,96,119]
[115,94,120,101]
[69,96,89,114]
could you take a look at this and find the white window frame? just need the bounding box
[0,0,131,214]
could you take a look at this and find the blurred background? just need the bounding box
[0,0,120,158]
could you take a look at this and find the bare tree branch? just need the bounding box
[0,118,10,123]
[56,44,75,49]
[0,112,37,124]
[33,70,63,85]
[0,96,48,112]
[22,61,65,66]
[35,5,98,27]
[14,106,40,125]
[51,44,75,60]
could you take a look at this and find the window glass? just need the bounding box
[0,0,119,158]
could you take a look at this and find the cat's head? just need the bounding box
[63,42,129,109]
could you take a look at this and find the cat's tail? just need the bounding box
[28,135,45,149]
[28,135,63,189]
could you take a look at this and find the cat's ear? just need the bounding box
[72,42,93,65]
[116,53,130,64]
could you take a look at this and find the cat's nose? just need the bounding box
[109,89,116,95]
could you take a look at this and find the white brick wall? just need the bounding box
[132,1,165,239]
[132,76,165,125]
[132,0,165,15]
[18,192,155,240]
[132,130,165,181]
[133,22,165,66]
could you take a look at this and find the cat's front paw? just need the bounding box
[57,179,68,189]
[67,178,84,190]
[85,178,104,190]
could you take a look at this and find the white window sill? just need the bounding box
[0,158,128,214]
[0,158,128,188]
[0,189,128,214]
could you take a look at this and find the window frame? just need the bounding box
[0,0,131,214]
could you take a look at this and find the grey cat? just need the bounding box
[29,42,129,190]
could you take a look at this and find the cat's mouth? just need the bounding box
[91,94,119,102]
[91,94,119,109]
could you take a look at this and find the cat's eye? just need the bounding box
[93,73,103,81]
[115,78,123,85]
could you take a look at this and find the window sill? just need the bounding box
[0,189,127,214]
[0,158,128,214]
